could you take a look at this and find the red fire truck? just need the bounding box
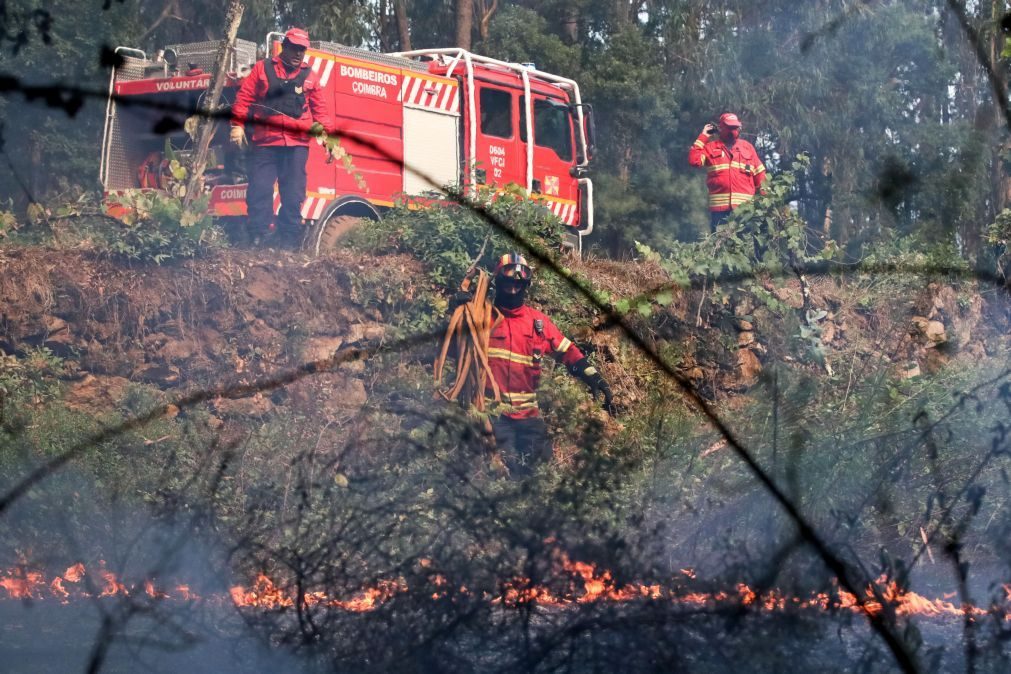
[100,34,596,254]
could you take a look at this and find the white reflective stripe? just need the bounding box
[449,91,460,113]
[310,57,322,73]
[560,204,571,223]
[319,59,335,87]
[438,84,456,111]
[398,76,409,101]
[407,77,423,105]
[428,82,444,107]
[300,196,315,219]
[311,198,327,220]
[583,366,598,376]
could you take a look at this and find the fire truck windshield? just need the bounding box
[520,97,573,162]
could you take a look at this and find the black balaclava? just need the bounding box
[493,278,527,310]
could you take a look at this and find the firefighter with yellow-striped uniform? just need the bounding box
[688,112,766,231]
[484,253,615,477]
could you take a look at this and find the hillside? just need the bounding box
[2,239,1011,671]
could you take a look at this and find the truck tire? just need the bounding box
[305,213,363,256]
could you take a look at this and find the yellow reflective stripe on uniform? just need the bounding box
[730,194,755,205]
[488,348,534,366]
[500,392,539,409]
[693,140,704,149]
[556,338,572,353]
[490,393,539,409]
[754,165,766,174]
[708,194,732,205]
[706,163,731,173]
[502,392,537,404]
[511,400,539,409]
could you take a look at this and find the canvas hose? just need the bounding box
[434,271,501,411]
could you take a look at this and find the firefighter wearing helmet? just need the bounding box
[486,252,615,477]
[229,28,336,246]
[688,112,767,231]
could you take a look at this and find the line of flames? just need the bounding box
[0,558,1004,620]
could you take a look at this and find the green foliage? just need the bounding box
[346,186,564,287]
[986,208,1011,278]
[0,347,64,415]
[637,155,819,292]
[859,227,971,283]
[0,199,19,238]
[103,190,222,264]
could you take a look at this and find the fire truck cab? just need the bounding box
[101,35,596,254]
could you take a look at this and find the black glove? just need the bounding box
[449,290,474,311]
[571,357,616,417]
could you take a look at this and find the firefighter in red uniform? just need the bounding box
[688,112,766,231]
[485,253,614,477]
[229,28,335,244]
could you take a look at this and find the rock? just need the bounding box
[303,336,345,364]
[684,366,704,381]
[734,318,754,331]
[911,316,946,345]
[772,285,804,309]
[346,322,386,344]
[133,363,181,387]
[897,363,921,379]
[821,322,836,344]
[737,331,756,347]
[736,349,762,386]
[157,336,199,362]
[64,374,133,414]
[924,320,946,344]
[42,315,71,342]
[213,392,274,418]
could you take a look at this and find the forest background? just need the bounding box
[4,0,1011,259]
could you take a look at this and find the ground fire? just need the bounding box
[0,557,1000,621]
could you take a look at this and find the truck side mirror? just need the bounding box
[583,103,596,163]
[572,103,596,164]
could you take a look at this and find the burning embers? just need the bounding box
[228,574,402,611]
[0,562,197,603]
[0,558,1004,620]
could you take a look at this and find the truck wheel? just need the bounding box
[305,213,363,256]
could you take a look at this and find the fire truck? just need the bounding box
[100,34,596,254]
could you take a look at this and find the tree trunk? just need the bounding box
[455,0,473,50]
[184,0,245,208]
[377,0,391,51]
[476,0,498,42]
[561,2,579,44]
[992,0,1011,218]
[395,0,412,51]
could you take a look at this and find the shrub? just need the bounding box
[103,189,223,264]
[345,185,564,286]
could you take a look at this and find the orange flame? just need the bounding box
[1,559,1007,623]
[64,563,85,583]
[0,569,44,599]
